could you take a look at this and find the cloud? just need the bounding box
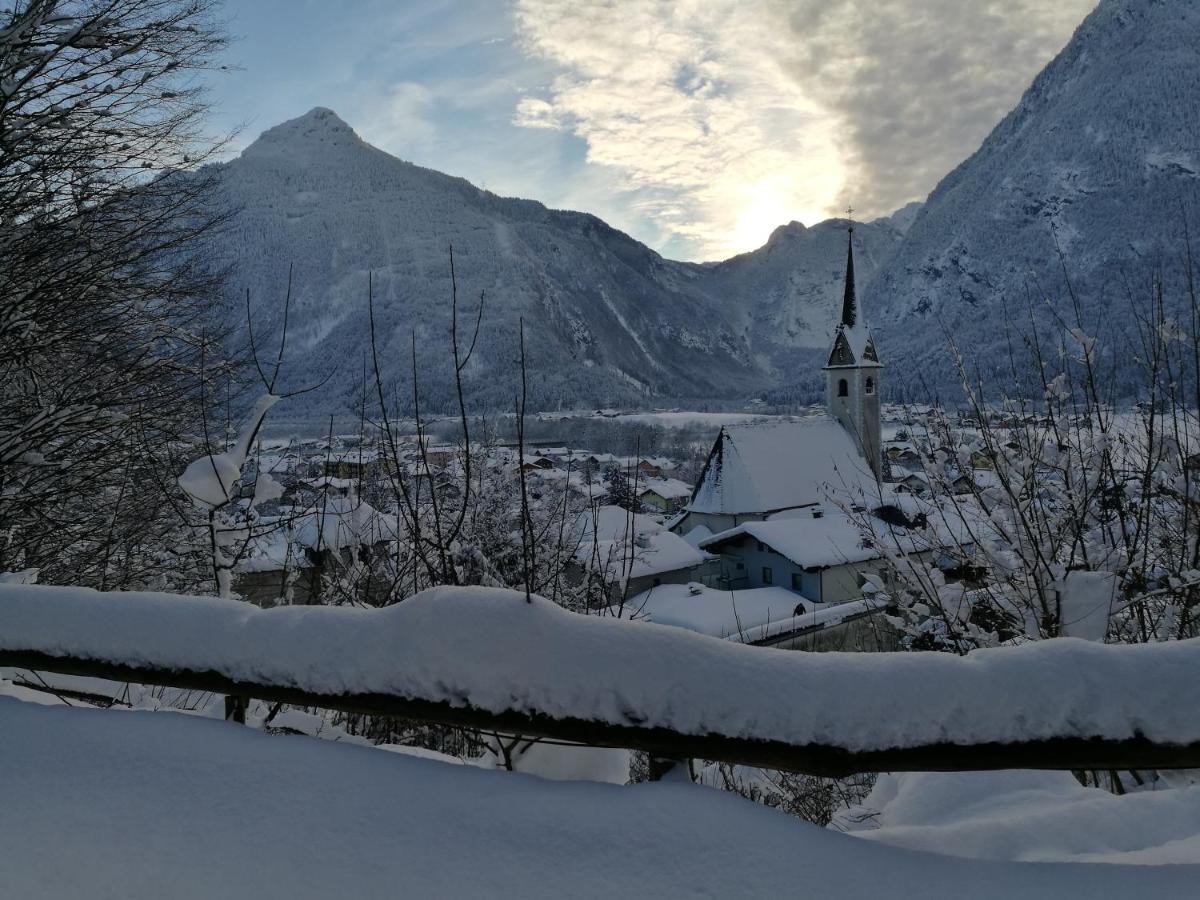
[511,0,1094,260]
[772,0,1096,221]
[512,0,845,260]
[357,82,438,151]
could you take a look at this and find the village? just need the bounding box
[219,228,1078,658]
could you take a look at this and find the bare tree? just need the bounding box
[0,0,233,584]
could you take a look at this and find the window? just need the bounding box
[791,572,804,592]
[865,377,875,395]
[756,540,767,552]
[762,566,773,585]
[838,378,849,397]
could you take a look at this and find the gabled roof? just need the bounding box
[687,416,877,516]
[572,505,707,580]
[700,513,880,569]
[826,322,881,369]
[638,477,692,500]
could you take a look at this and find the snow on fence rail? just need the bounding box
[2,583,1199,776]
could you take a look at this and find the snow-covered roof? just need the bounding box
[627,583,876,641]
[688,416,877,515]
[577,528,707,581]
[573,505,705,580]
[701,512,880,568]
[827,321,882,369]
[291,498,402,552]
[679,524,713,547]
[702,495,981,571]
[574,505,665,544]
[638,477,692,500]
[303,476,356,490]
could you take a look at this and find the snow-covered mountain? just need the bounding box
[865,0,1200,396]
[202,108,901,414]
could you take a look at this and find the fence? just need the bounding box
[2,582,1198,778]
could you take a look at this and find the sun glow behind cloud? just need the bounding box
[510,0,1094,261]
[512,0,846,260]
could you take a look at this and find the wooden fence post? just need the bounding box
[224,694,248,724]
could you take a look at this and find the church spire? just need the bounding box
[840,211,857,328]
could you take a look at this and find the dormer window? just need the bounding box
[838,378,849,397]
[865,377,875,395]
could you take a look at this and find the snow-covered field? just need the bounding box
[3,697,1198,899]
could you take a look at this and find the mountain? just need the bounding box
[201,108,901,415]
[866,0,1200,396]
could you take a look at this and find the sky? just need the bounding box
[205,0,1097,261]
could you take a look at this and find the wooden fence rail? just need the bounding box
[4,647,1200,777]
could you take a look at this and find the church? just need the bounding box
[671,222,884,539]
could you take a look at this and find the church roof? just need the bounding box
[827,321,882,369]
[687,416,877,516]
[841,226,858,328]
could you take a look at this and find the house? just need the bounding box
[895,473,930,495]
[520,454,556,472]
[235,497,403,606]
[638,477,692,512]
[571,505,714,602]
[698,508,892,605]
[671,222,881,539]
[636,457,674,479]
[698,491,976,604]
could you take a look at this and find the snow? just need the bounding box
[574,506,707,580]
[178,452,241,507]
[689,416,877,516]
[4,698,1197,898]
[477,737,630,785]
[843,770,1200,865]
[205,109,895,414]
[702,511,880,568]
[290,497,402,552]
[638,476,693,500]
[1058,570,1117,641]
[627,582,881,642]
[830,320,881,368]
[178,394,281,507]
[574,504,665,543]
[3,582,1199,752]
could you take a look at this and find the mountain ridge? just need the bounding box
[202,107,901,413]
[864,0,1200,394]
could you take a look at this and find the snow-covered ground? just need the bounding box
[2,697,1198,899]
[844,769,1200,865]
[592,410,782,428]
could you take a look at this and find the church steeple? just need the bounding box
[840,222,857,328]
[823,208,883,479]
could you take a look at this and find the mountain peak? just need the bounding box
[242,107,363,159]
[766,220,807,246]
